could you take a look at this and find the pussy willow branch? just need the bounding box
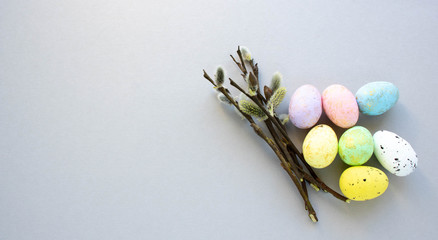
[231,49,315,220]
[250,123,317,222]
[202,47,350,223]
[229,50,312,210]
[203,70,317,222]
[240,62,349,202]
[264,118,310,209]
[231,48,348,202]
[241,49,346,200]
[228,78,305,181]
[233,86,317,220]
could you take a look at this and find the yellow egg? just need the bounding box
[339,166,389,201]
[302,124,338,168]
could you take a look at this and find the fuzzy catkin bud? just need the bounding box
[264,86,273,100]
[238,99,267,121]
[240,46,252,61]
[248,72,258,96]
[279,114,289,125]
[267,87,287,115]
[215,66,225,87]
[270,72,282,92]
[217,93,232,105]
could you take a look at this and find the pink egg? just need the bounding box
[289,85,322,129]
[322,84,359,128]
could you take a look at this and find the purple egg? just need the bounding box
[289,85,322,129]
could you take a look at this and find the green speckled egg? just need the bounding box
[339,166,389,201]
[339,126,374,166]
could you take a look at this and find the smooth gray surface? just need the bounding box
[1,0,437,239]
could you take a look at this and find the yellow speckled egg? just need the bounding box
[339,166,389,201]
[302,124,338,168]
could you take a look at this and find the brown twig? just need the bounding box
[226,51,316,219]
[242,59,348,202]
[231,48,348,205]
[236,46,247,74]
[203,70,317,222]
[251,123,317,222]
[202,47,350,223]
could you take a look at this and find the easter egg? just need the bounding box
[356,82,399,116]
[339,166,389,201]
[302,124,338,168]
[373,130,418,176]
[289,84,322,129]
[322,84,359,128]
[339,126,374,166]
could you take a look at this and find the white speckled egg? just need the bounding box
[373,130,418,177]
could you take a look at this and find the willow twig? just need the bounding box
[230,59,348,202]
[202,47,349,223]
[203,70,317,222]
[229,51,314,214]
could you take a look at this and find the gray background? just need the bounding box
[1,0,437,239]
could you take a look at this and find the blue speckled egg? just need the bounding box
[355,82,399,116]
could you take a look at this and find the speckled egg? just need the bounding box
[339,166,389,201]
[289,85,322,129]
[356,82,399,116]
[339,126,374,166]
[302,124,338,168]
[322,84,359,128]
[373,130,418,177]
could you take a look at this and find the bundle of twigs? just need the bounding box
[202,46,349,222]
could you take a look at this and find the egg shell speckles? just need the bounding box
[339,166,389,201]
[339,126,374,166]
[322,84,359,128]
[289,85,322,129]
[356,82,399,116]
[373,130,418,177]
[302,124,338,168]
